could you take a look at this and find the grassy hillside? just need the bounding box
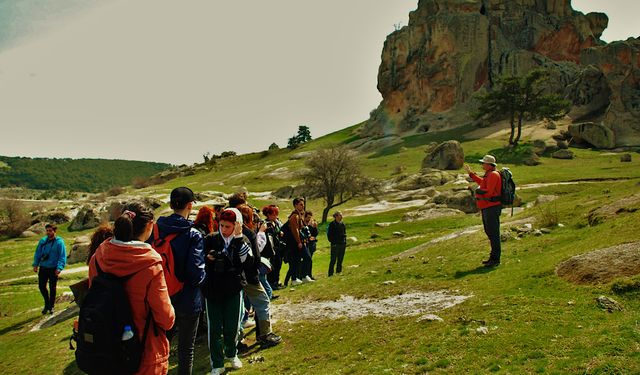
[0,156,170,192]
[1,122,639,374]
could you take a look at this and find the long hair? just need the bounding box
[113,202,154,242]
[86,225,114,264]
[194,206,215,235]
[238,204,255,230]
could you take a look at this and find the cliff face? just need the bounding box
[363,0,640,148]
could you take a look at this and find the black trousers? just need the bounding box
[267,252,282,287]
[167,312,200,375]
[328,244,346,276]
[38,267,58,310]
[481,204,502,262]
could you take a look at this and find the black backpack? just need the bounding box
[498,167,516,206]
[73,260,151,375]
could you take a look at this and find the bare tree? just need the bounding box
[0,199,31,237]
[302,146,379,223]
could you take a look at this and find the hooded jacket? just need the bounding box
[154,214,206,315]
[88,239,175,369]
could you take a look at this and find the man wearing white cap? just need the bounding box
[464,155,502,267]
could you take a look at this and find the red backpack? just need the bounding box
[152,223,183,297]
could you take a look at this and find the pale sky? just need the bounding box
[0,1,637,165]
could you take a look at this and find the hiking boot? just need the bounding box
[41,307,49,315]
[236,341,249,353]
[225,356,243,369]
[303,276,315,283]
[291,279,303,285]
[210,367,225,375]
[484,261,500,268]
[258,332,282,347]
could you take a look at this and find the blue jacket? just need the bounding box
[32,236,66,271]
[155,214,206,315]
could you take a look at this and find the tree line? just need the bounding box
[0,156,170,193]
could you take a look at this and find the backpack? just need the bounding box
[152,223,183,297]
[73,260,151,375]
[497,167,516,206]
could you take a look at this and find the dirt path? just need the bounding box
[271,291,471,323]
[0,265,88,285]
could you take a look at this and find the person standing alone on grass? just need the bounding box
[464,155,503,267]
[327,211,347,276]
[154,187,206,375]
[32,223,66,314]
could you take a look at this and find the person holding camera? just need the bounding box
[202,208,253,374]
[32,223,67,315]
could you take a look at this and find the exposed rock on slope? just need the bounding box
[362,0,640,149]
[556,242,640,284]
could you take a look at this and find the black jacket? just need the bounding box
[202,232,252,299]
[327,220,347,245]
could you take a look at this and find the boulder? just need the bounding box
[432,189,477,214]
[68,235,91,264]
[556,140,569,149]
[26,222,47,235]
[532,139,547,155]
[402,208,465,222]
[346,236,358,245]
[69,206,102,231]
[19,230,38,238]
[552,149,575,159]
[394,169,459,190]
[421,141,465,170]
[569,122,616,149]
[35,211,71,225]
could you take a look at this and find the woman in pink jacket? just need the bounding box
[88,202,176,374]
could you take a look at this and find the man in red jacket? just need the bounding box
[464,155,502,267]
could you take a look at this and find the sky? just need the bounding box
[0,0,638,165]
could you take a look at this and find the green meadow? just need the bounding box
[1,122,639,374]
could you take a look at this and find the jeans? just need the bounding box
[328,244,346,276]
[258,272,273,299]
[167,311,200,375]
[38,267,58,310]
[243,282,270,323]
[303,241,317,278]
[287,248,301,281]
[300,244,313,279]
[481,204,502,262]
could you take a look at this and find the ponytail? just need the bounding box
[113,202,154,242]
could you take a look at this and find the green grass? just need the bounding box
[1,126,640,374]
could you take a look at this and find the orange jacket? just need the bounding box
[469,170,502,210]
[88,239,175,373]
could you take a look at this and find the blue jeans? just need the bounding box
[259,272,273,299]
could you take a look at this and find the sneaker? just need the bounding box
[303,276,315,283]
[210,367,225,375]
[258,332,282,347]
[291,279,303,285]
[225,356,243,369]
[243,318,256,328]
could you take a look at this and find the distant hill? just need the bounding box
[0,156,170,192]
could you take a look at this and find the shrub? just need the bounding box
[107,186,125,196]
[611,276,640,295]
[536,203,559,228]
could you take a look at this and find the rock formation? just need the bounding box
[362,0,640,149]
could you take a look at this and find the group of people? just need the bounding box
[33,187,349,375]
[30,155,504,375]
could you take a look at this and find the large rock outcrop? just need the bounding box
[362,0,640,149]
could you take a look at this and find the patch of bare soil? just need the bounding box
[271,291,471,323]
[556,242,640,284]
